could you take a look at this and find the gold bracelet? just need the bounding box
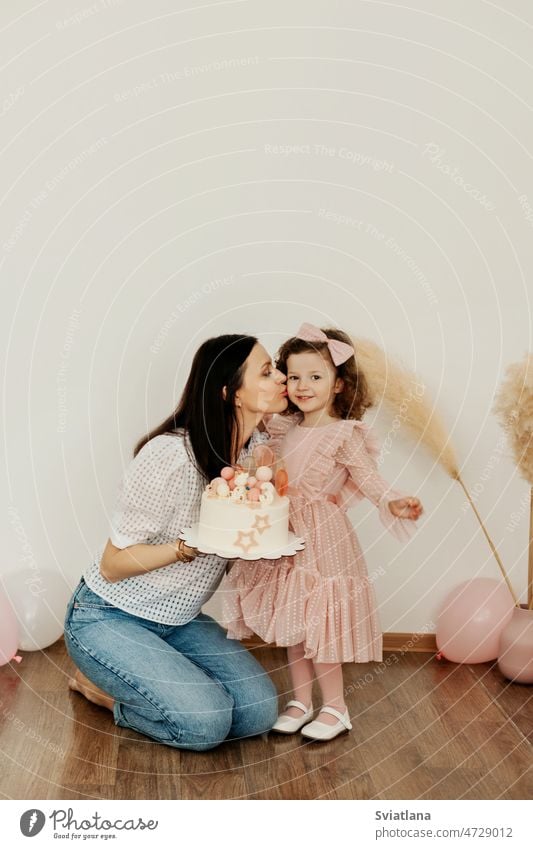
[173,540,184,562]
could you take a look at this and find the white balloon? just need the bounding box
[1,569,72,651]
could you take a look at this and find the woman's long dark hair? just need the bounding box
[134,334,258,481]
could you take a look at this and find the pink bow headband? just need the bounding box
[295,323,355,366]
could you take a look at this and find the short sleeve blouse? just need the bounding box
[83,427,269,625]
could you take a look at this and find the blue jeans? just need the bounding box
[64,578,278,751]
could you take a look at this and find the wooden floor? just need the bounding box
[0,637,531,800]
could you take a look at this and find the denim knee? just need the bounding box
[115,693,235,752]
[231,675,279,739]
[165,697,235,751]
[175,713,234,751]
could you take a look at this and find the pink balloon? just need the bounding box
[436,579,514,663]
[221,467,234,480]
[0,587,20,667]
[247,476,257,488]
[228,478,237,490]
[498,608,533,684]
[247,488,260,502]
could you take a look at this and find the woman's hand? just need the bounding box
[388,497,423,521]
[174,539,201,562]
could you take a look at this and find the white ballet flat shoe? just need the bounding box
[271,699,314,734]
[300,705,353,741]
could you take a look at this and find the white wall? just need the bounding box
[2,0,532,634]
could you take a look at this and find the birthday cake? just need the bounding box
[197,464,290,557]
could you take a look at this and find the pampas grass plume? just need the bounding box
[351,336,459,478]
[493,353,533,486]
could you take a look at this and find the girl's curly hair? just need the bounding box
[275,327,372,421]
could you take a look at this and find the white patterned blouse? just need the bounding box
[83,427,269,625]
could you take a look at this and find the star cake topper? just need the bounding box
[251,513,271,535]
[233,529,259,554]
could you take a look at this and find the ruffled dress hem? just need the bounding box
[222,564,383,664]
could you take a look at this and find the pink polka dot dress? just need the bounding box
[221,413,418,664]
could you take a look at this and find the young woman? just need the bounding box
[64,334,288,751]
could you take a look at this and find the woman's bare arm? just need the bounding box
[99,538,197,583]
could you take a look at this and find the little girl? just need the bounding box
[221,323,424,741]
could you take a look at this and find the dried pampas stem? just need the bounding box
[455,474,520,606]
[351,335,520,607]
[493,353,533,609]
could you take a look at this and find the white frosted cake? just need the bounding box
[197,464,290,557]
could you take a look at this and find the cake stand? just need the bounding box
[179,525,305,561]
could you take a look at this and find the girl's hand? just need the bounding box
[388,497,423,521]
